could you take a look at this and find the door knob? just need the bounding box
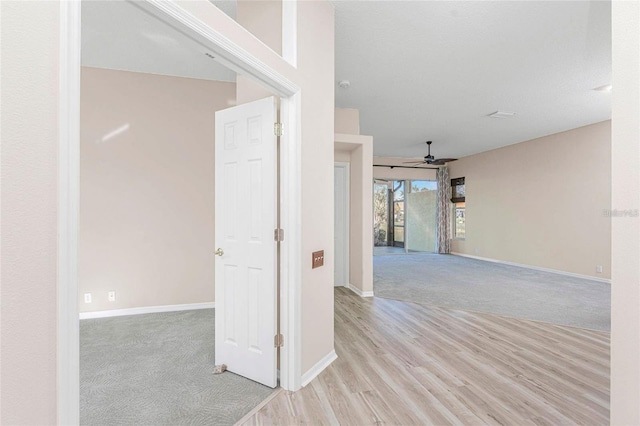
[215,248,224,257]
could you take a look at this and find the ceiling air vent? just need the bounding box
[488,111,516,119]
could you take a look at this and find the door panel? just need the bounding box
[215,96,277,388]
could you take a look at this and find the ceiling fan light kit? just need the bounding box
[402,141,458,167]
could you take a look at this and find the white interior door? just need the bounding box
[334,163,350,287]
[215,96,278,388]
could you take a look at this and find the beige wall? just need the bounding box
[79,67,236,312]
[236,76,275,105]
[334,150,351,162]
[297,0,335,373]
[1,2,60,423]
[235,1,283,105]
[448,121,611,279]
[1,1,335,421]
[335,108,360,135]
[611,1,640,423]
[236,0,282,56]
[335,108,373,295]
[335,135,374,295]
[235,0,336,374]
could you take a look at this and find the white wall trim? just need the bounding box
[57,1,81,424]
[79,302,216,320]
[279,91,302,391]
[346,283,375,298]
[301,350,337,387]
[281,0,297,67]
[451,252,612,284]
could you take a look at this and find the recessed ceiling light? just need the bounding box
[488,111,516,119]
[593,84,612,92]
[338,80,351,89]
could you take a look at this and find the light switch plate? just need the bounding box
[312,250,324,269]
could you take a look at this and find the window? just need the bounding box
[451,177,465,238]
[454,202,465,238]
[451,177,465,203]
[392,181,405,246]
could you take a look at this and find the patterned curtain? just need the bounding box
[436,166,451,254]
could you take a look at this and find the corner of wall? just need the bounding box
[611,1,640,423]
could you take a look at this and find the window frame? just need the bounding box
[451,176,465,203]
[452,201,466,240]
[450,177,466,239]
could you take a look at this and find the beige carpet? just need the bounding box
[80,309,274,425]
[374,253,610,331]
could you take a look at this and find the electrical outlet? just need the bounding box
[596,265,603,274]
[108,291,116,302]
[474,248,479,255]
[84,293,92,304]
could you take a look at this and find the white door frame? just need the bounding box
[334,162,350,287]
[58,1,302,423]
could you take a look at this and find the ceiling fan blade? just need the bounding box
[431,158,458,166]
[402,160,425,164]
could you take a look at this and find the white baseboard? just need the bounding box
[301,349,338,387]
[450,252,611,284]
[346,283,374,298]
[79,302,216,320]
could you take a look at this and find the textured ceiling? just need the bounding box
[82,1,236,82]
[334,1,611,159]
[82,1,611,160]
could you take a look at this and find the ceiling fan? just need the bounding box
[404,141,458,166]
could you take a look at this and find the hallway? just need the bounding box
[241,288,610,425]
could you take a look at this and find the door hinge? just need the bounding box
[274,333,284,348]
[274,228,285,242]
[274,122,283,137]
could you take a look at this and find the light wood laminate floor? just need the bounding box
[241,288,610,425]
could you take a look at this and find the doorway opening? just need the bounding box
[373,179,437,255]
[78,1,283,423]
[59,0,303,423]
